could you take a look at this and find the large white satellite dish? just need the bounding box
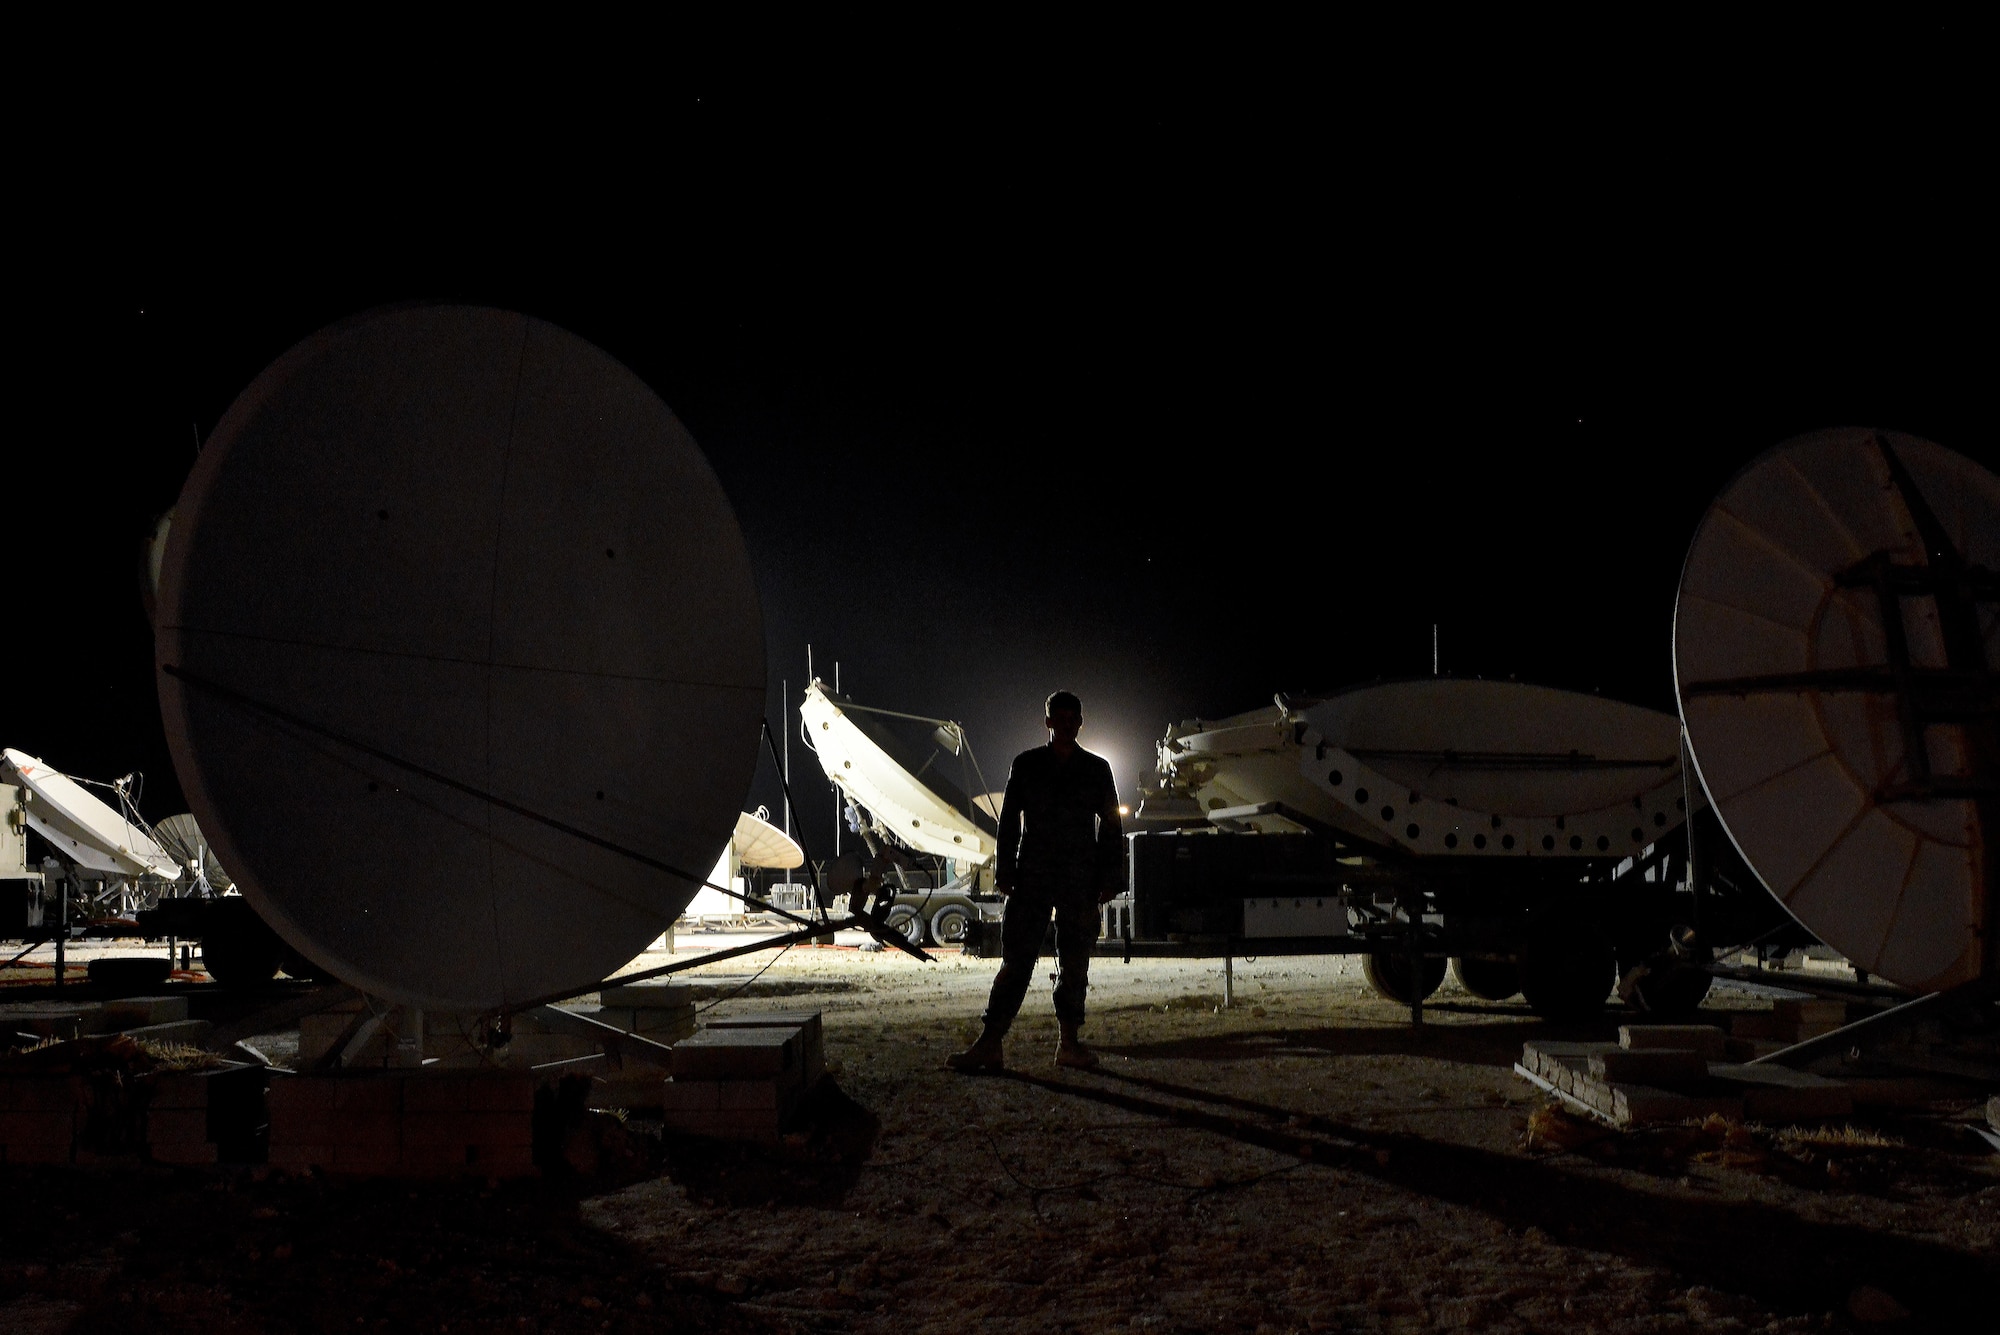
[155,306,766,1012]
[1675,428,1998,993]
[0,748,182,880]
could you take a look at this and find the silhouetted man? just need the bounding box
[948,690,1123,1071]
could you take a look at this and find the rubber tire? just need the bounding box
[929,904,973,945]
[201,918,282,987]
[1362,951,1446,1004]
[1450,956,1521,1001]
[1519,927,1615,1023]
[1629,965,1713,1018]
[883,905,925,946]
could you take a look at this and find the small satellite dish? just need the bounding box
[1675,429,1998,993]
[152,812,233,893]
[733,810,805,870]
[155,307,766,1011]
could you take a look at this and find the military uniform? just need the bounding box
[982,743,1124,1035]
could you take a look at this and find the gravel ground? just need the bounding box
[2,935,1995,1333]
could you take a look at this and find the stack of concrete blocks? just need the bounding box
[141,1061,264,1166]
[267,1070,535,1177]
[661,1011,824,1144]
[0,1074,80,1164]
[582,983,697,1110]
[1520,1023,1853,1126]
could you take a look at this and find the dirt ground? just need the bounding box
[3,937,1996,1334]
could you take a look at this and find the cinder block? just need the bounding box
[718,1079,795,1113]
[1588,1049,1709,1086]
[661,1079,721,1112]
[1,1140,74,1164]
[402,1111,531,1147]
[269,1109,337,1145]
[1706,1064,1853,1119]
[0,1109,76,1142]
[585,1070,667,1111]
[1730,1012,1779,1039]
[463,1074,535,1112]
[1604,1081,1743,1126]
[268,1077,337,1113]
[0,1075,82,1113]
[1618,1024,1727,1059]
[268,1144,330,1171]
[1772,998,1847,1029]
[333,1078,402,1113]
[146,1109,211,1145]
[0,1003,92,1041]
[329,1146,402,1175]
[707,1012,824,1083]
[670,1026,802,1080]
[86,995,189,1033]
[401,1075,470,1112]
[151,1142,219,1165]
[599,982,694,1010]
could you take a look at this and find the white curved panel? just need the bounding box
[155,307,764,1011]
[1,749,182,880]
[1675,428,1995,992]
[800,683,995,863]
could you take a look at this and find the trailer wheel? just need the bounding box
[1449,956,1521,1001]
[883,905,925,946]
[1362,951,1445,1004]
[201,917,282,986]
[1518,927,1614,1022]
[929,903,973,945]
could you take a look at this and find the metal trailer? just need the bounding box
[958,680,1810,1025]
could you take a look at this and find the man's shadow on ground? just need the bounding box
[980,1064,1995,1328]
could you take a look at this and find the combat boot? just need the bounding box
[1054,1022,1099,1070]
[944,1033,1006,1072]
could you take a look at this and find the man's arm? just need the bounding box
[1094,760,1124,904]
[994,762,1023,895]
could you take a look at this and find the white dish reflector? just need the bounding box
[1675,428,1997,992]
[154,307,765,1011]
[1,748,182,880]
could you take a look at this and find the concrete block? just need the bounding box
[85,995,189,1033]
[587,1070,669,1111]
[719,1079,797,1113]
[1519,1041,1617,1088]
[333,1078,402,1112]
[268,1144,330,1172]
[150,1142,219,1165]
[1618,1024,1727,1059]
[1605,1081,1742,1126]
[661,1079,721,1112]
[330,1146,402,1175]
[1706,1064,1853,1119]
[708,1011,824,1083]
[670,1026,802,1080]
[599,982,694,1010]
[401,1076,470,1112]
[1772,998,1847,1029]
[1,1140,74,1164]
[1588,1049,1709,1086]
[0,1109,76,1143]
[463,1074,535,1112]
[1731,1012,1780,1040]
[0,1003,93,1041]
[0,1074,81,1113]
[145,1109,211,1145]
[402,1111,532,1148]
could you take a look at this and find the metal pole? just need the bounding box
[782,677,791,840]
[1223,955,1233,1009]
[54,876,67,991]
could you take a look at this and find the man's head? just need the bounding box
[1045,690,1082,747]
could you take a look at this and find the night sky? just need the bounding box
[17,20,1989,866]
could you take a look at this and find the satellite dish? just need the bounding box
[0,749,182,880]
[1675,428,1998,993]
[152,812,233,893]
[732,810,804,870]
[155,306,766,1011]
